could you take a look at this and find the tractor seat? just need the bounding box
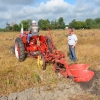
[30,36,38,44]
[30,36,38,40]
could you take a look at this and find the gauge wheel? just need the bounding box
[37,54,46,70]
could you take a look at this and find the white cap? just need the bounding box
[32,20,36,23]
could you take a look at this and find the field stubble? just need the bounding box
[0,30,100,99]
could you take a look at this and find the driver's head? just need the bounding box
[32,20,36,25]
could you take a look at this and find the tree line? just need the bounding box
[0,17,100,32]
[69,18,100,29]
[0,17,65,32]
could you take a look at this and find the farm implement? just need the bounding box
[10,29,94,83]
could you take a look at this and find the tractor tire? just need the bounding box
[15,37,26,62]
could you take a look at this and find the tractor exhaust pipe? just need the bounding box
[21,23,23,34]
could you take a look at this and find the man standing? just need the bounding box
[68,29,78,62]
[27,20,39,43]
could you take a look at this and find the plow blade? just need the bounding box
[68,64,89,70]
[67,64,94,82]
[69,70,94,82]
[54,61,94,82]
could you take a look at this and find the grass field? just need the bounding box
[0,29,100,96]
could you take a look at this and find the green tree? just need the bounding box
[50,20,58,29]
[68,19,76,28]
[20,19,32,31]
[85,18,95,29]
[57,17,65,29]
[75,21,88,29]
[13,24,20,31]
[38,19,51,30]
[69,20,89,29]
[95,18,100,28]
[95,18,100,24]
[51,20,55,29]
[0,28,4,32]
[6,22,12,31]
[38,19,43,30]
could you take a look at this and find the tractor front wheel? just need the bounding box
[15,37,26,62]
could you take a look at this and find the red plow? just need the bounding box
[47,49,94,82]
[10,29,94,83]
[53,59,94,82]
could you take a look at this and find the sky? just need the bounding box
[0,0,100,28]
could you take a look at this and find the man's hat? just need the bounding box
[32,20,36,23]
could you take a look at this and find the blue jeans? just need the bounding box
[27,34,33,42]
[69,45,76,61]
[27,34,38,42]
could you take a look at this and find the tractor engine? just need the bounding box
[28,40,39,56]
[29,44,38,52]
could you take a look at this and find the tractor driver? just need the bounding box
[27,20,39,43]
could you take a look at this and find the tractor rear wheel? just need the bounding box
[15,37,26,62]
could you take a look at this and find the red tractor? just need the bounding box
[10,30,59,70]
[10,30,94,83]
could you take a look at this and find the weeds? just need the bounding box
[33,72,41,83]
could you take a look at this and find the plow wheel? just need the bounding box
[37,54,46,70]
[46,37,52,53]
[46,37,56,53]
[15,37,26,62]
[53,62,66,73]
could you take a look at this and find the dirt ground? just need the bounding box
[79,70,100,95]
[0,70,100,100]
[70,70,100,100]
